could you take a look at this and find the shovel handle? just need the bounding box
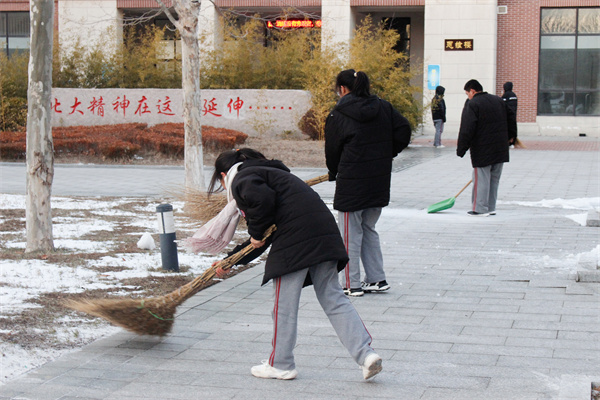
[455,180,473,199]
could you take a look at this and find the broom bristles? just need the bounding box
[514,138,526,149]
[166,186,229,223]
[64,297,176,336]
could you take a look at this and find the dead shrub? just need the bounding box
[297,109,321,141]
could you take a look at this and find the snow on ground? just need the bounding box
[499,197,599,227]
[380,205,599,274]
[499,197,600,210]
[566,213,588,226]
[0,194,230,385]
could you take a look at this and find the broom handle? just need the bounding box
[161,225,277,304]
[455,180,473,199]
[168,174,329,303]
[304,174,329,186]
[211,225,276,273]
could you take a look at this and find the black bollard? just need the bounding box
[156,203,179,272]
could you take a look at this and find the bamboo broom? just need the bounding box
[64,174,329,336]
[173,173,328,223]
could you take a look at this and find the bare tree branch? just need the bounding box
[155,0,182,31]
[122,9,167,26]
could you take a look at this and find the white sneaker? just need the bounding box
[361,280,390,293]
[344,287,364,297]
[251,360,298,380]
[361,353,383,379]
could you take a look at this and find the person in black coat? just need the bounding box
[431,85,446,147]
[208,148,383,381]
[457,79,517,216]
[325,69,411,296]
[502,82,518,118]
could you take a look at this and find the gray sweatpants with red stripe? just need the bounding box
[268,260,375,371]
[338,208,386,289]
[472,163,503,214]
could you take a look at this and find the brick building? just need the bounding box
[1,0,598,136]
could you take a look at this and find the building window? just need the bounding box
[0,12,30,57]
[538,8,600,116]
[383,17,411,55]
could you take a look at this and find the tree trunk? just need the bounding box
[25,0,55,253]
[174,1,205,190]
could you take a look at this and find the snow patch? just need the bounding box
[499,197,600,211]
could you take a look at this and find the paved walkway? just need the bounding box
[1,141,599,399]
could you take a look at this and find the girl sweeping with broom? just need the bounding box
[208,148,383,381]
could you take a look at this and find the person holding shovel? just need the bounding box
[457,79,517,216]
[208,148,383,381]
[325,69,412,296]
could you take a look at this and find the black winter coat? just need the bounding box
[230,159,348,286]
[457,92,518,168]
[431,86,446,122]
[325,94,411,212]
[502,82,518,115]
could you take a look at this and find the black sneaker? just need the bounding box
[467,211,489,217]
[343,288,364,297]
[361,280,390,293]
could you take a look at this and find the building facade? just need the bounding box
[1,0,599,136]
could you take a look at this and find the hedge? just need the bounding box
[0,123,248,160]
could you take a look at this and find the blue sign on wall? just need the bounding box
[427,65,440,90]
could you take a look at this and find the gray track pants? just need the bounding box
[472,163,504,213]
[268,260,374,370]
[433,119,444,147]
[338,208,386,289]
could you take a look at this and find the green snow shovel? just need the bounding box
[427,180,472,213]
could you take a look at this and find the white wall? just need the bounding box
[322,0,355,49]
[423,0,498,129]
[199,0,220,52]
[58,0,122,54]
[536,117,600,138]
[51,88,312,137]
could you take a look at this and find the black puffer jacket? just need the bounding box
[431,86,446,122]
[231,159,348,286]
[457,92,518,168]
[325,94,411,212]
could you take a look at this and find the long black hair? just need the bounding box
[207,148,267,194]
[335,69,371,98]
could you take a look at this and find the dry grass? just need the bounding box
[52,136,326,168]
[245,136,326,168]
